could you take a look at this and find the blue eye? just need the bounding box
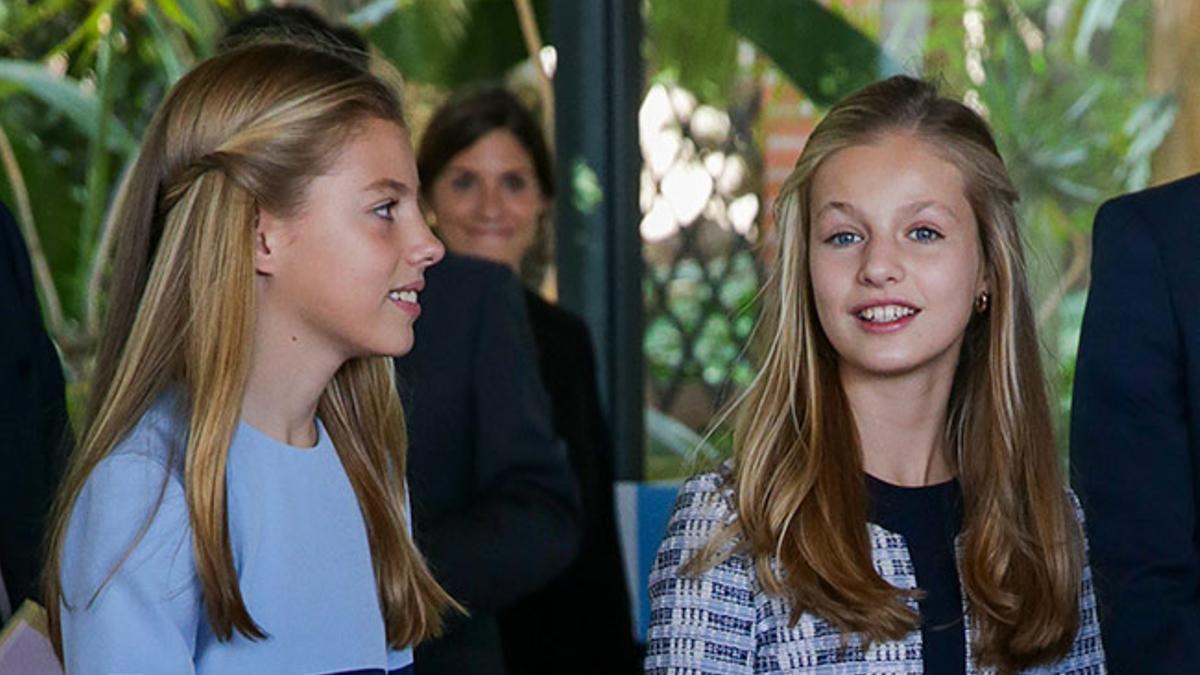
[373,200,397,221]
[827,231,863,247]
[909,226,942,242]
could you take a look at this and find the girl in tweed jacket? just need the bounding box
[646,76,1105,674]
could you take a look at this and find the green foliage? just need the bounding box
[644,0,738,105]
[926,0,1162,448]
[644,0,892,108]
[644,0,1166,476]
[362,0,548,87]
[0,1,235,370]
[731,0,897,106]
[0,0,1170,473]
[0,0,548,379]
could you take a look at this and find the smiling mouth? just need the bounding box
[855,304,919,323]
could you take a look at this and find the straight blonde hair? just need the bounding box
[43,41,457,653]
[686,76,1082,673]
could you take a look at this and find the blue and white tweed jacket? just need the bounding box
[645,472,1106,674]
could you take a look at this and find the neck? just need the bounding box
[840,362,958,487]
[242,301,345,448]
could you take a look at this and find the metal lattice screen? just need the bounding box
[639,83,765,479]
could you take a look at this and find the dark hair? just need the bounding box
[220,6,369,67]
[417,86,555,200]
[417,86,555,286]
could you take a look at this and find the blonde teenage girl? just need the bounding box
[43,42,455,673]
[646,76,1105,674]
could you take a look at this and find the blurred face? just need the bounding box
[426,129,547,271]
[256,118,444,360]
[807,132,986,383]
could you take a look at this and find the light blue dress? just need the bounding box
[60,392,415,674]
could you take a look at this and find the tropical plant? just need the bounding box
[0,0,547,395]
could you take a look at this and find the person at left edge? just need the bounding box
[0,200,70,618]
[44,41,457,673]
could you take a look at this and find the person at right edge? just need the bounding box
[1071,173,1200,673]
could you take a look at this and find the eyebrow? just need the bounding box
[813,199,961,222]
[904,199,961,222]
[446,162,537,175]
[363,178,416,195]
[813,201,859,220]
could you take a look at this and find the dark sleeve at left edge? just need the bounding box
[0,201,72,606]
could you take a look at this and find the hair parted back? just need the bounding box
[686,75,1082,672]
[43,41,456,653]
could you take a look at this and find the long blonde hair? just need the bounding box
[44,42,456,652]
[687,75,1082,672]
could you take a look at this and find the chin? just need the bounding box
[356,334,415,359]
[843,347,961,380]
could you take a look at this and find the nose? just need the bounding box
[409,217,445,269]
[479,181,502,220]
[858,238,903,287]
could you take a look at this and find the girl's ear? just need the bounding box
[255,209,281,276]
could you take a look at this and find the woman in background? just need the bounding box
[645,76,1105,673]
[418,86,640,674]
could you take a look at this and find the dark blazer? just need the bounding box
[497,290,641,674]
[396,252,580,674]
[0,201,70,609]
[1071,174,1200,674]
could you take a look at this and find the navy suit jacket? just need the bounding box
[0,201,70,608]
[1071,174,1200,674]
[396,252,580,675]
[496,291,641,674]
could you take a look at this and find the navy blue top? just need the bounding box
[867,474,966,675]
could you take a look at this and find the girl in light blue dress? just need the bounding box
[43,41,457,674]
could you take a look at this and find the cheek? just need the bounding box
[431,200,474,243]
[808,254,848,316]
[508,194,543,229]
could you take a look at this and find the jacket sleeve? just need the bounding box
[644,474,754,674]
[416,271,580,612]
[1061,489,1108,671]
[0,201,71,607]
[1070,197,1200,673]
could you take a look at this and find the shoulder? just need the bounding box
[428,251,520,295]
[654,471,741,572]
[76,390,189,512]
[672,470,736,524]
[0,201,35,319]
[1064,486,1086,524]
[524,291,594,355]
[105,391,188,473]
[62,394,193,602]
[646,471,757,671]
[417,252,526,340]
[1095,173,1200,235]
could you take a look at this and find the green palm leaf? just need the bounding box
[0,59,136,153]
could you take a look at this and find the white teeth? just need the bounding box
[389,290,418,303]
[857,304,916,323]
